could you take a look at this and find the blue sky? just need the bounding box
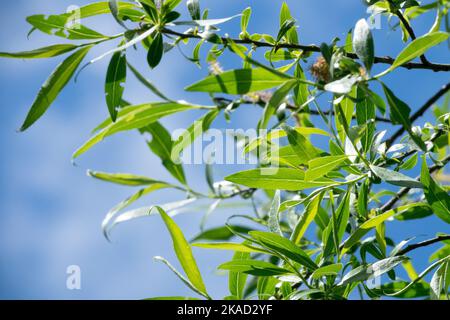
[0,0,448,299]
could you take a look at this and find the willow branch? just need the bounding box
[161,28,450,72]
[380,155,450,212]
[386,82,450,147]
[387,0,430,65]
[396,235,450,256]
[214,97,392,123]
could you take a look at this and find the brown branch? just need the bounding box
[380,155,450,212]
[162,28,450,72]
[387,0,430,65]
[395,235,450,256]
[214,97,392,123]
[386,82,450,147]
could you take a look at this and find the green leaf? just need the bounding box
[193,242,268,254]
[290,193,324,244]
[171,109,220,163]
[0,44,79,59]
[353,19,375,72]
[218,259,292,276]
[395,203,433,220]
[370,165,423,188]
[389,31,449,71]
[341,203,428,256]
[191,225,252,242]
[305,155,348,181]
[356,88,376,152]
[381,83,426,151]
[147,33,164,69]
[72,102,202,159]
[240,7,251,33]
[185,68,292,94]
[421,156,450,224]
[153,256,208,299]
[282,125,318,162]
[105,50,127,121]
[430,261,448,300]
[20,45,92,131]
[27,14,106,40]
[338,256,408,286]
[249,231,318,270]
[258,276,278,300]
[311,263,343,279]
[323,190,351,258]
[228,251,250,300]
[109,0,128,29]
[279,2,299,44]
[87,170,161,186]
[187,0,201,20]
[371,281,430,299]
[157,207,208,297]
[142,121,187,185]
[225,168,335,191]
[267,190,282,235]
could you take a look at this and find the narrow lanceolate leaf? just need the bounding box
[311,263,343,279]
[27,15,107,40]
[147,33,164,69]
[323,190,351,258]
[382,83,426,151]
[185,68,292,94]
[101,183,172,240]
[290,192,324,245]
[218,259,292,276]
[20,45,92,131]
[341,203,428,256]
[370,165,423,189]
[282,125,318,162]
[103,198,197,239]
[267,190,282,235]
[225,168,335,191]
[249,231,318,270]
[430,261,448,300]
[153,256,208,299]
[171,109,220,163]
[353,19,374,72]
[421,157,450,224]
[109,0,128,29]
[157,207,208,298]
[0,44,79,59]
[338,256,408,286]
[87,170,161,186]
[389,32,449,71]
[72,102,202,159]
[192,242,268,254]
[105,51,127,121]
[229,251,250,300]
[142,122,187,185]
[305,155,348,181]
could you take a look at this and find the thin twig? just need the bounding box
[380,155,450,212]
[214,97,392,123]
[396,235,450,256]
[386,82,450,147]
[387,0,430,64]
[161,28,450,72]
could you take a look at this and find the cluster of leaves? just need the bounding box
[2,0,450,300]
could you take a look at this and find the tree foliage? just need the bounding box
[2,0,450,300]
